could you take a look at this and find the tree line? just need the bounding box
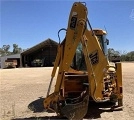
[0,45,134,61]
[0,44,23,56]
[108,48,134,61]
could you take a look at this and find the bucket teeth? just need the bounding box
[60,95,89,120]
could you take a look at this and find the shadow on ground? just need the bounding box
[85,101,115,119]
[27,97,45,113]
[12,97,116,120]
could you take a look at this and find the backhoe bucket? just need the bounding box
[60,95,89,120]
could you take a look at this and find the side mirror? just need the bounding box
[106,39,109,45]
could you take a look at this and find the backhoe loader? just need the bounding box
[43,2,123,120]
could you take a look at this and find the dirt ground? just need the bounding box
[0,62,134,120]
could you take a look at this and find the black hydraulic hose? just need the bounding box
[58,28,67,44]
[80,2,86,6]
[87,18,95,36]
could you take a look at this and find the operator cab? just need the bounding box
[93,29,109,56]
[71,29,109,71]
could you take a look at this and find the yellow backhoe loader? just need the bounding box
[43,2,123,120]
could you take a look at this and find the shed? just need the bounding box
[21,38,58,67]
[0,54,21,69]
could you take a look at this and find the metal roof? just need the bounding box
[21,38,58,55]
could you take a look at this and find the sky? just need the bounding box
[0,0,134,53]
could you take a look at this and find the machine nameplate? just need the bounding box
[70,16,77,29]
[89,50,99,65]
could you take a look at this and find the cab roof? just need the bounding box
[93,29,107,35]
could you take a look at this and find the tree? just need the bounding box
[13,44,22,54]
[0,48,5,56]
[108,48,121,61]
[2,45,10,55]
[126,51,134,61]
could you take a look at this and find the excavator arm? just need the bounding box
[44,2,87,110]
